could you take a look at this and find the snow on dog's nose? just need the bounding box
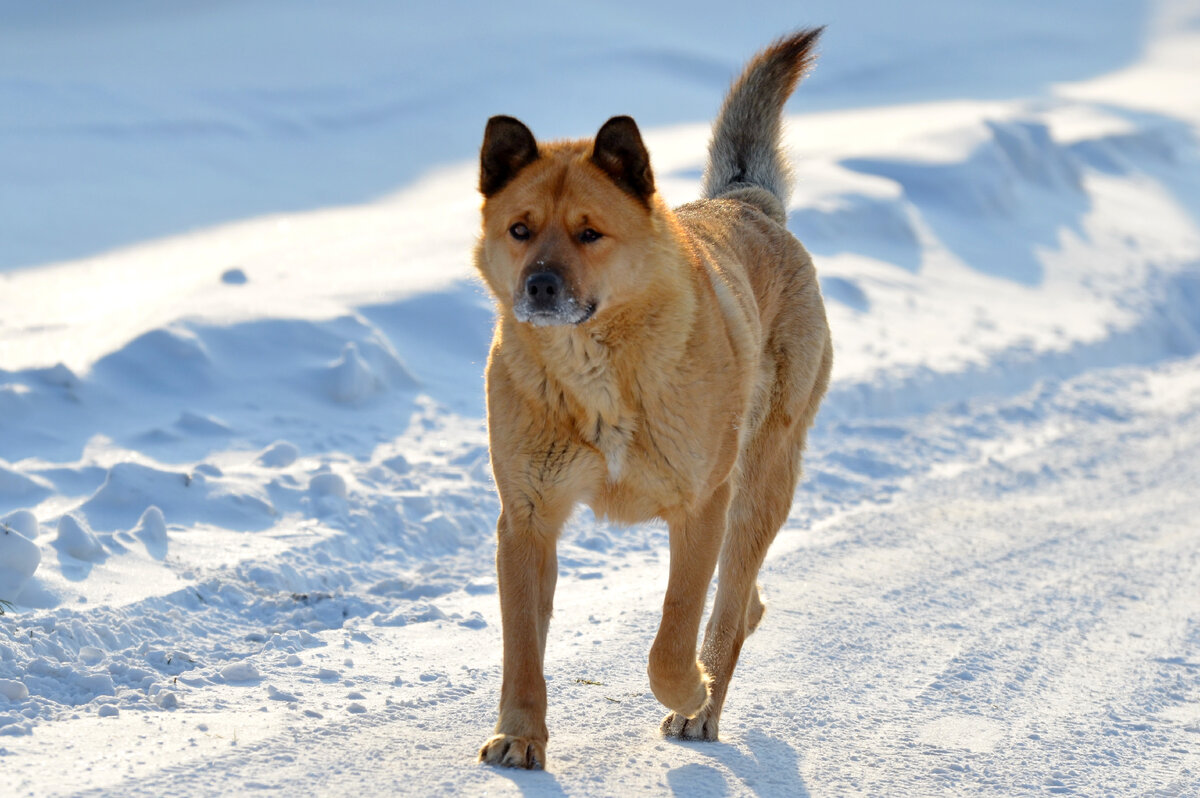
[514,264,595,326]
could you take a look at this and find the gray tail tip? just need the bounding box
[728,27,826,105]
[767,26,826,73]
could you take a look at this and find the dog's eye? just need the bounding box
[509,223,531,241]
[579,228,603,244]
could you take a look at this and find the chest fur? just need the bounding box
[501,322,730,521]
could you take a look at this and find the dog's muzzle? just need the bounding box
[514,268,596,326]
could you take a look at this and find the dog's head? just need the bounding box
[474,115,663,327]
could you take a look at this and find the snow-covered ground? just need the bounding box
[2,1,1199,795]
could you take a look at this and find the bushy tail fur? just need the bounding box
[702,28,823,221]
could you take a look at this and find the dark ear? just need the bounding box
[480,116,539,197]
[591,116,655,203]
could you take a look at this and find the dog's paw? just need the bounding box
[660,708,719,742]
[478,734,547,769]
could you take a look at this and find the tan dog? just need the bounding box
[474,29,832,769]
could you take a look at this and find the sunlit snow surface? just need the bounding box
[1,1,1199,795]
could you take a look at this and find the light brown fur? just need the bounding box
[475,31,831,769]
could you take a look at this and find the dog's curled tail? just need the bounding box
[702,28,823,222]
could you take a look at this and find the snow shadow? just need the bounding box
[791,194,923,276]
[843,120,1090,286]
[488,768,569,798]
[667,763,729,795]
[666,728,809,797]
[356,280,496,417]
[1,0,1150,271]
[817,276,871,313]
[1068,107,1200,230]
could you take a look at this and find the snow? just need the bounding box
[0,524,40,601]
[52,514,104,563]
[1,0,1199,795]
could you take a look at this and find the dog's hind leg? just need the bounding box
[648,481,731,719]
[662,430,803,741]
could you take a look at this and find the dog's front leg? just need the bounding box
[647,481,731,718]
[479,510,559,769]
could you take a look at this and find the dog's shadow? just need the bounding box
[489,767,570,798]
[665,728,810,798]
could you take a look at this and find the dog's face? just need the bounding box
[475,116,660,327]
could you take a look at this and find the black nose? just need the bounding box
[524,271,564,309]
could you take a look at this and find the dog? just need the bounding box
[473,29,832,769]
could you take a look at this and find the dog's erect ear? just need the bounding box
[591,116,655,203]
[480,116,539,197]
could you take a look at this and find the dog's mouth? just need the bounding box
[514,297,597,327]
